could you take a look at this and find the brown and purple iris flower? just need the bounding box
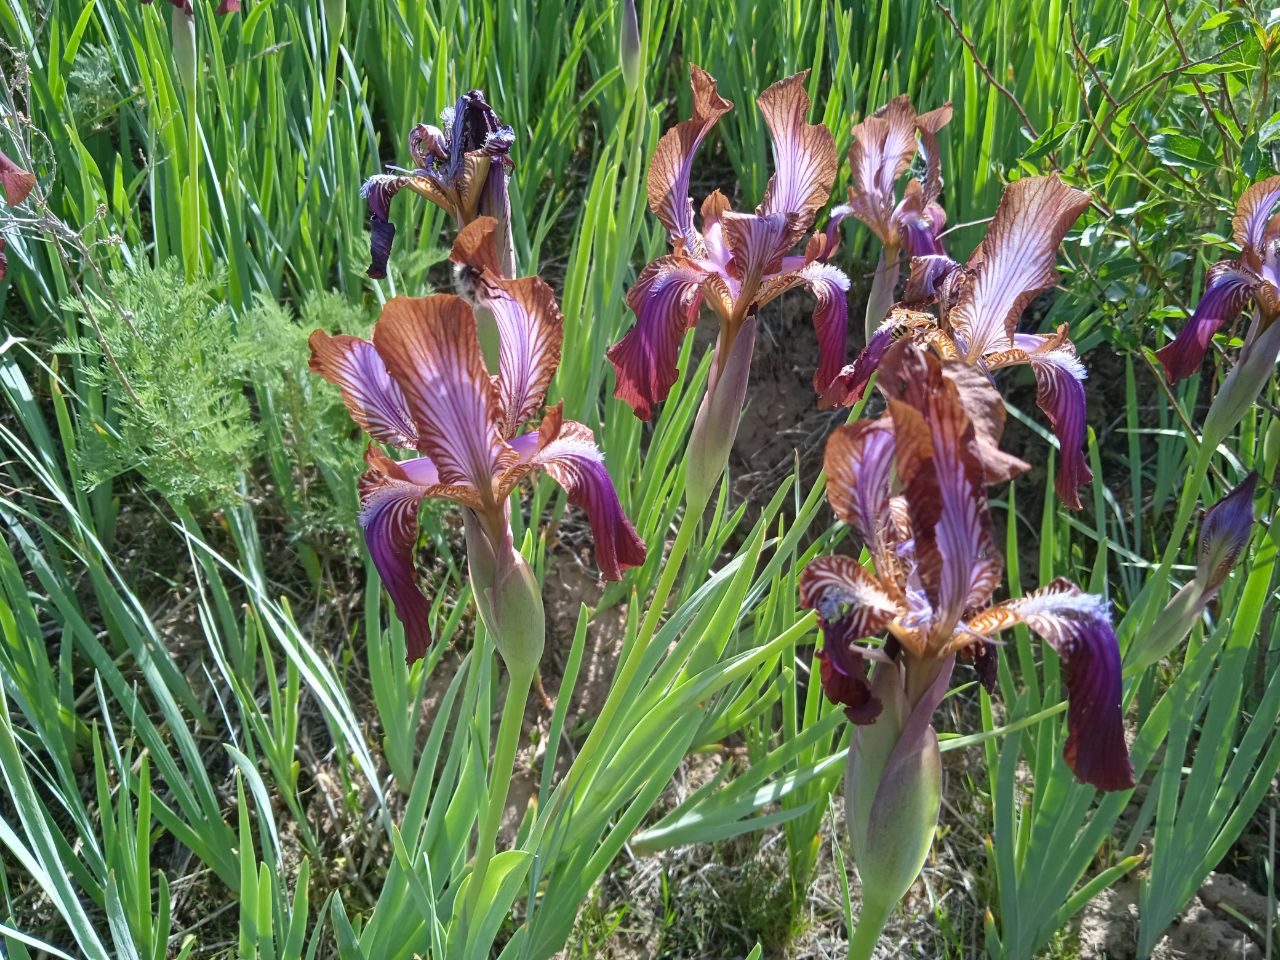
[607,66,847,462]
[361,91,516,280]
[843,95,953,337]
[825,175,1096,510]
[309,218,645,662]
[1156,176,1280,384]
[141,0,241,15]
[800,341,1134,793]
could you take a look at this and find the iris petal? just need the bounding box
[608,256,708,420]
[1231,175,1280,266]
[796,261,852,394]
[756,70,837,242]
[308,330,418,448]
[968,579,1134,791]
[1154,264,1257,383]
[372,295,516,490]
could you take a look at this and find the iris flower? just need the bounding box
[0,148,34,281]
[825,175,1095,509]
[801,340,1133,792]
[607,66,847,502]
[360,92,515,280]
[309,217,645,664]
[142,0,241,14]
[1156,176,1280,384]
[843,95,953,338]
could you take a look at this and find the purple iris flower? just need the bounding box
[800,340,1134,793]
[309,218,645,661]
[607,65,848,421]
[1156,176,1280,383]
[361,91,516,280]
[825,174,1096,510]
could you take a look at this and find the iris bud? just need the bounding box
[620,0,641,94]
[685,317,756,511]
[170,6,197,96]
[464,513,545,677]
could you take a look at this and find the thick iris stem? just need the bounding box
[865,245,901,341]
[462,660,534,935]
[848,894,895,960]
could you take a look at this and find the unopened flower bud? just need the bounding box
[170,5,197,96]
[464,512,545,676]
[620,0,641,93]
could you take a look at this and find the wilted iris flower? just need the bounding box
[826,175,1095,509]
[361,91,516,280]
[1156,177,1280,383]
[800,341,1133,946]
[0,149,35,207]
[843,95,953,338]
[310,218,644,666]
[1130,472,1257,670]
[607,65,847,505]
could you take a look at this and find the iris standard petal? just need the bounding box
[902,254,961,306]
[881,343,1000,635]
[756,70,837,242]
[372,295,516,490]
[360,174,411,279]
[451,218,564,435]
[846,95,920,244]
[608,255,709,420]
[308,330,418,448]
[823,420,897,576]
[526,420,647,580]
[949,175,1090,359]
[968,578,1134,791]
[915,102,953,204]
[796,261,852,393]
[358,450,481,662]
[647,64,733,247]
[1232,175,1280,267]
[1154,263,1257,383]
[720,211,795,295]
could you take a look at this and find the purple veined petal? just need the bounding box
[804,203,853,263]
[372,295,517,491]
[756,70,837,242]
[524,419,647,580]
[1197,471,1257,594]
[0,149,35,207]
[823,420,898,577]
[902,254,961,306]
[968,578,1134,791]
[949,175,1091,359]
[795,261,851,394]
[308,329,418,448]
[720,211,796,298]
[994,330,1094,510]
[915,102,953,204]
[408,123,448,169]
[358,449,481,662]
[1232,176,1280,267]
[450,218,563,435]
[647,65,733,247]
[1154,263,1257,383]
[846,95,920,244]
[880,342,1000,639]
[608,255,708,420]
[820,314,900,408]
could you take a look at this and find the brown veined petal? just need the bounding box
[0,150,35,207]
[845,95,919,244]
[372,294,516,491]
[308,330,419,448]
[756,70,837,243]
[720,210,795,300]
[647,64,733,247]
[1232,175,1280,269]
[915,102,953,204]
[938,360,1030,486]
[881,343,1001,636]
[823,420,899,581]
[451,218,564,436]
[968,578,1133,791]
[949,175,1090,360]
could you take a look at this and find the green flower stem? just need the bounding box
[463,659,534,932]
[848,894,895,960]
